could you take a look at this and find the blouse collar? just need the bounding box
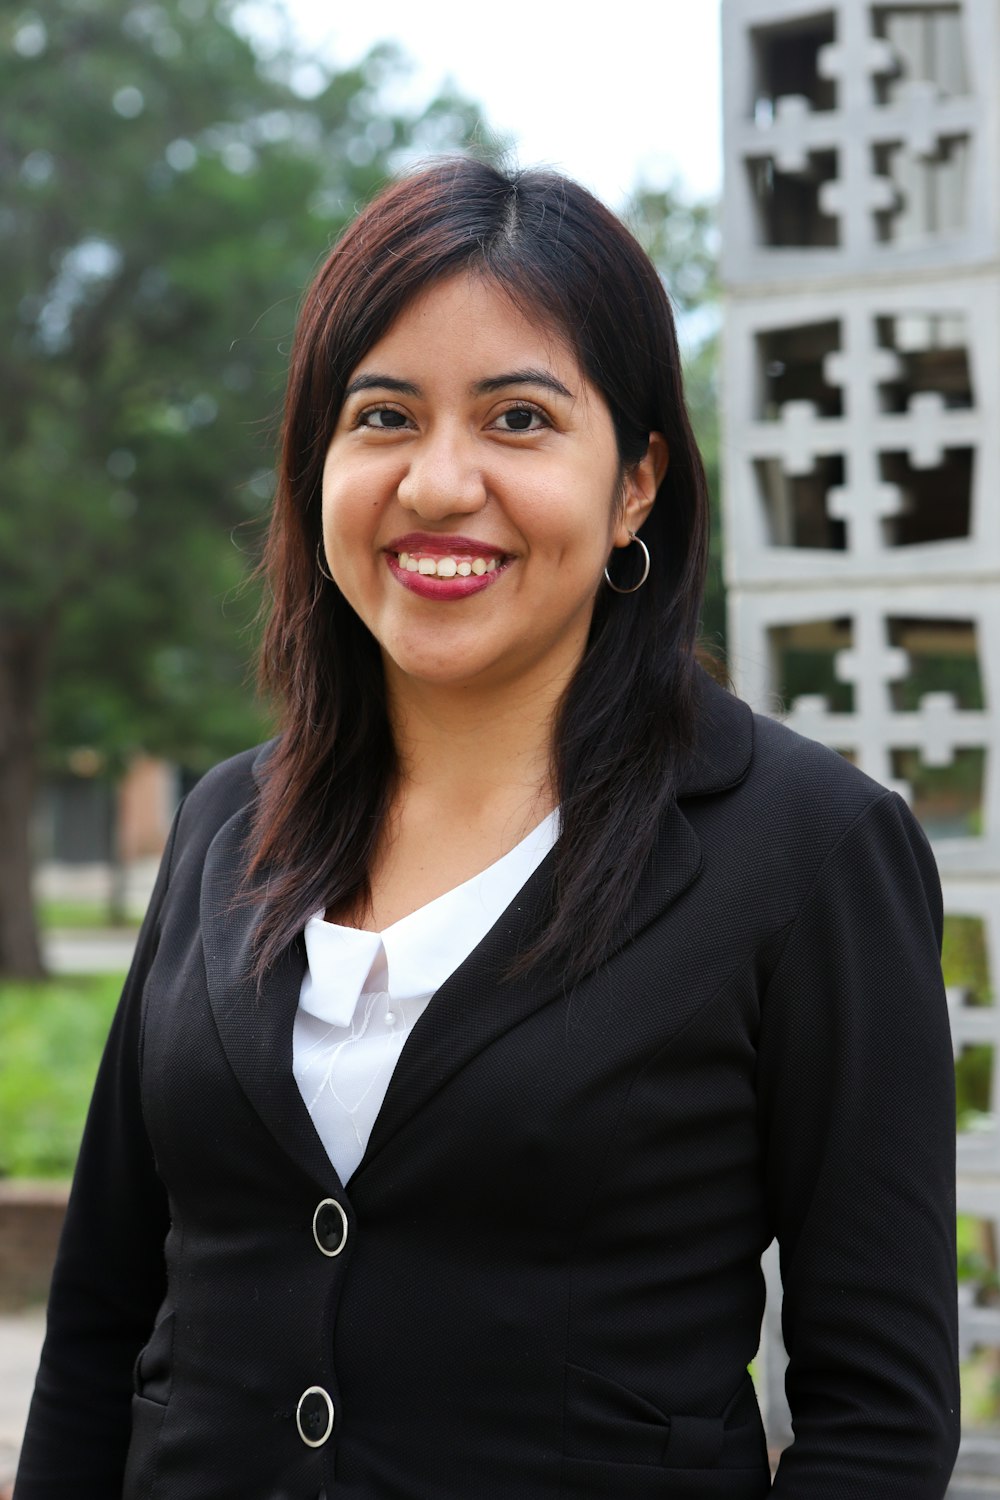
[300,810,559,1027]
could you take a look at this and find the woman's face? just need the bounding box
[321,272,664,700]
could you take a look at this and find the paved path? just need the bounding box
[0,1311,45,1493]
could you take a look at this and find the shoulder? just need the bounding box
[182,740,273,818]
[687,668,888,821]
[748,712,922,883]
[684,672,928,911]
[749,706,888,822]
[168,740,276,872]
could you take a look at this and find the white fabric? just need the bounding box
[293,811,559,1183]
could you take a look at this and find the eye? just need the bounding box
[493,403,548,433]
[356,405,411,430]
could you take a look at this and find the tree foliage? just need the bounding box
[0,0,492,973]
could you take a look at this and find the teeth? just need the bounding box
[396,552,501,578]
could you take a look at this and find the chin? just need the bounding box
[384,644,501,690]
[400,661,488,688]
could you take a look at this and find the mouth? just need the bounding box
[383,534,512,599]
[395,550,501,578]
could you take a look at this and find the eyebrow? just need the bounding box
[473,369,574,399]
[344,374,419,398]
[343,369,574,400]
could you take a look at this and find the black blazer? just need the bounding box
[15,675,959,1499]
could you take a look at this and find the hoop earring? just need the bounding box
[316,542,335,584]
[603,531,650,594]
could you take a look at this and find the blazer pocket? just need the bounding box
[563,1362,673,1464]
[132,1309,176,1407]
[563,1364,768,1472]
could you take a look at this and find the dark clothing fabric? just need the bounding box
[15,674,960,1498]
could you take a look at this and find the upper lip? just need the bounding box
[385,532,509,559]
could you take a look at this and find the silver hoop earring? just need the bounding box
[603,531,650,594]
[316,542,335,584]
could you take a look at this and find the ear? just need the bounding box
[613,432,669,547]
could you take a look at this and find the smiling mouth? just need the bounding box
[394,550,501,579]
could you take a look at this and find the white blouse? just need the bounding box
[293,811,559,1183]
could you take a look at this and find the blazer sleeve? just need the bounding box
[14,803,184,1499]
[756,788,960,1498]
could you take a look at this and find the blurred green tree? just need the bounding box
[0,0,493,976]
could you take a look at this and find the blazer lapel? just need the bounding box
[355,797,702,1181]
[195,674,753,1190]
[200,800,340,1191]
[355,673,753,1180]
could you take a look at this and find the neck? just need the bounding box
[383,662,572,823]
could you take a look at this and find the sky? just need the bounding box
[279,1,723,210]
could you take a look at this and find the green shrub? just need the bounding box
[0,974,124,1178]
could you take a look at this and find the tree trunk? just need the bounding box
[0,626,47,979]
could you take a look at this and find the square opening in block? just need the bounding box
[755,455,847,549]
[950,912,996,1163]
[872,4,969,104]
[887,618,983,711]
[959,1214,1000,1302]
[756,321,843,418]
[878,448,973,545]
[768,618,854,713]
[750,11,837,117]
[947,914,993,999]
[873,136,970,241]
[957,1212,1000,1428]
[876,313,974,412]
[956,1043,993,1132]
[891,746,984,837]
[750,151,840,248]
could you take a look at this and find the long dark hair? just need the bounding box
[248,156,710,983]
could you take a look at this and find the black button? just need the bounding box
[313,1198,348,1257]
[296,1386,334,1447]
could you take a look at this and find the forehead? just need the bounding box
[352,272,582,381]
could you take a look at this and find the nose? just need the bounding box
[395,424,487,520]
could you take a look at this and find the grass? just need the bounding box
[0,973,125,1178]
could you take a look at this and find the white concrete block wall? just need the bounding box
[722,2,1000,1485]
[722,0,1000,285]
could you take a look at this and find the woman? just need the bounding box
[16,158,959,1498]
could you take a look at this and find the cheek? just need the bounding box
[321,465,369,543]
[537,479,620,565]
[320,491,370,603]
[322,450,401,529]
[516,456,618,535]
